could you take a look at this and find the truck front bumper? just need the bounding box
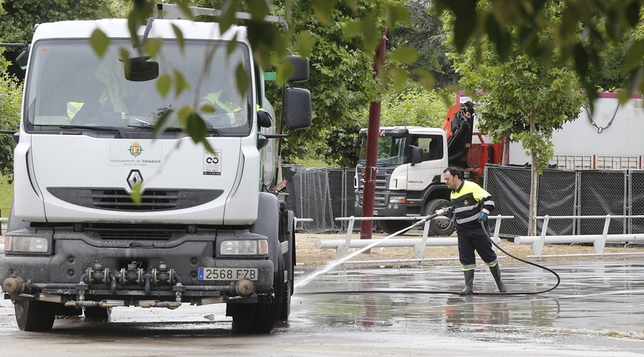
[0,236,275,306]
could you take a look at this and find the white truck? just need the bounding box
[0,5,311,334]
[354,102,501,235]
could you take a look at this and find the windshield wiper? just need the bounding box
[58,125,126,138]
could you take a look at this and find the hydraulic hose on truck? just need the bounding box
[297,208,560,296]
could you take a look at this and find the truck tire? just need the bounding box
[424,198,455,236]
[14,300,56,332]
[230,253,286,334]
[378,220,413,235]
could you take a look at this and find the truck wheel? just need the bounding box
[84,307,112,321]
[378,220,412,235]
[14,300,56,331]
[424,199,455,236]
[231,253,286,334]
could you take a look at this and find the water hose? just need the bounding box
[479,220,560,294]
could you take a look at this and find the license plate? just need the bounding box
[198,268,258,281]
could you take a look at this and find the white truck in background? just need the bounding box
[354,102,502,235]
[0,4,311,334]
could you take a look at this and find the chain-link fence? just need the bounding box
[486,164,644,237]
[282,165,356,233]
[282,164,644,235]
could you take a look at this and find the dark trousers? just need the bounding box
[457,227,498,268]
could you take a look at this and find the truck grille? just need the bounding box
[355,166,393,208]
[85,223,187,240]
[47,187,223,211]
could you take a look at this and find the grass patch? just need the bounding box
[291,158,334,168]
[0,175,12,218]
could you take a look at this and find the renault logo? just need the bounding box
[126,169,143,189]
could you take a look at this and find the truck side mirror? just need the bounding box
[410,146,422,166]
[352,136,360,148]
[283,87,312,130]
[287,55,309,83]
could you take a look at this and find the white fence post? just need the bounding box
[339,217,356,258]
[595,215,611,256]
[532,215,550,258]
[414,219,432,259]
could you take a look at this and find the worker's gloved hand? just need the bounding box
[443,206,454,219]
[478,209,489,222]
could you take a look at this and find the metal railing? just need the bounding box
[316,215,514,262]
[514,215,644,258]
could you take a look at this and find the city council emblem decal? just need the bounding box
[128,142,144,157]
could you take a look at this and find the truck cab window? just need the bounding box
[24,39,252,136]
[417,136,443,161]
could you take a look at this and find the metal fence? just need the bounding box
[282,165,356,233]
[485,164,644,237]
[283,164,644,236]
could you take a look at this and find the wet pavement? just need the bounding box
[1,259,644,356]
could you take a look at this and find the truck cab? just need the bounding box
[354,126,454,235]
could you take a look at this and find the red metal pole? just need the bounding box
[360,29,387,244]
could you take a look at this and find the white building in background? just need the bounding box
[502,93,644,169]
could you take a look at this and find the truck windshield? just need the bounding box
[24,39,252,136]
[358,135,406,166]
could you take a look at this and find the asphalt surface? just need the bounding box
[1,259,644,356]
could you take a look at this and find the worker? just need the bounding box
[442,166,507,295]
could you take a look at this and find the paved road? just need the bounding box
[1,260,644,356]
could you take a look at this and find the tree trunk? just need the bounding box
[502,138,510,165]
[529,115,538,236]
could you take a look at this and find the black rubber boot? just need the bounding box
[489,264,507,293]
[460,270,474,295]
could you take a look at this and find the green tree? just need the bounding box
[432,0,644,107]
[379,85,452,128]
[448,3,585,235]
[388,1,458,87]
[0,72,22,181]
[0,0,112,79]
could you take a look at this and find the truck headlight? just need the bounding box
[220,240,268,255]
[388,196,406,209]
[5,236,49,253]
[389,196,406,204]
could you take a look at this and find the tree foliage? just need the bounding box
[278,0,385,163]
[432,0,644,108]
[388,1,459,87]
[0,73,22,180]
[0,0,113,79]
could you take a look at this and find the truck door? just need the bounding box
[407,134,446,191]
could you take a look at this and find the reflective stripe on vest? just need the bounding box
[66,102,84,119]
